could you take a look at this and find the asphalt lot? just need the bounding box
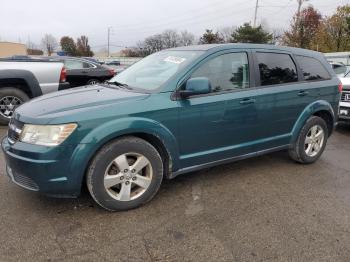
[0,125,350,262]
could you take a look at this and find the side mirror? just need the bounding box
[179,77,211,98]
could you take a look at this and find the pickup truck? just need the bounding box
[0,59,69,124]
[339,78,350,121]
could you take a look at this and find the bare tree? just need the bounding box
[179,30,195,46]
[41,34,58,56]
[142,34,164,55]
[162,30,180,48]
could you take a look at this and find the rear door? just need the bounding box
[251,51,316,151]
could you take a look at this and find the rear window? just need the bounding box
[256,52,298,86]
[296,55,331,81]
[64,59,92,69]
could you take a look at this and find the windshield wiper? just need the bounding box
[107,81,132,90]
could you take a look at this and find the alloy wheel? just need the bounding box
[104,153,153,201]
[0,96,22,119]
[304,125,325,157]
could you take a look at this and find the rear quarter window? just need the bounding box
[295,55,331,81]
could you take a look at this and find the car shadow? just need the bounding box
[33,150,292,214]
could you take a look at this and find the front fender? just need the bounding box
[70,117,180,186]
[291,100,335,144]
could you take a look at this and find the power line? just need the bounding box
[110,0,247,31]
[110,4,255,35]
[109,0,252,33]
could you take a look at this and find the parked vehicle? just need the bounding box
[2,44,340,211]
[106,60,121,66]
[329,62,348,77]
[49,57,115,87]
[339,78,350,121]
[82,57,101,64]
[4,55,33,60]
[0,59,69,124]
[325,52,350,77]
[61,57,115,86]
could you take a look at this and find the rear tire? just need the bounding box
[0,87,29,125]
[86,136,164,211]
[289,116,328,164]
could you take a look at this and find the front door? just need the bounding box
[177,51,259,168]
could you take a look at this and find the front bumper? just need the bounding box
[1,137,86,197]
[339,101,350,121]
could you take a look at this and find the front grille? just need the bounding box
[8,118,24,144]
[341,91,350,102]
[7,166,39,191]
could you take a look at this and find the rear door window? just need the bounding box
[296,55,331,80]
[256,52,298,86]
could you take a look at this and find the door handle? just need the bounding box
[82,71,88,73]
[239,98,256,105]
[297,90,309,96]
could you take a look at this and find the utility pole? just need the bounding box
[253,0,259,27]
[107,26,112,57]
[296,0,308,24]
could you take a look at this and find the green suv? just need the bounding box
[2,44,341,211]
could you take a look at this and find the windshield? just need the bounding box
[109,50,204,91]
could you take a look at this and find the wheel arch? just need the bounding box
[70,117,180,194]
[0,69,43,98]
[313,110,334,137]
[291,100,335,143]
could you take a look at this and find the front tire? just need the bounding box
[289,116,328,164]
[86,137,164,211]
[0,87,29,125]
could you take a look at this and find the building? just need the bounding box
[0,42,27,57]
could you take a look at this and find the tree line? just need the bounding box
[28,34,94,57]
[122,4,349,57]
[283,5,350,52]
[27,3,349,57]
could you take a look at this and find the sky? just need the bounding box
[0,0,349,52]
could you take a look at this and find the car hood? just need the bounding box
[14,85,149,124]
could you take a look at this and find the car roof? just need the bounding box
[168,43,322,57]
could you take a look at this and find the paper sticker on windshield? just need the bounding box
[164,56,186,64]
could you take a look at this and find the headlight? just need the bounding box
[20,123,77,146]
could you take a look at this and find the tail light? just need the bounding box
[60,67,67,82]
[108,69,115,76]
[338,82,343,93]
